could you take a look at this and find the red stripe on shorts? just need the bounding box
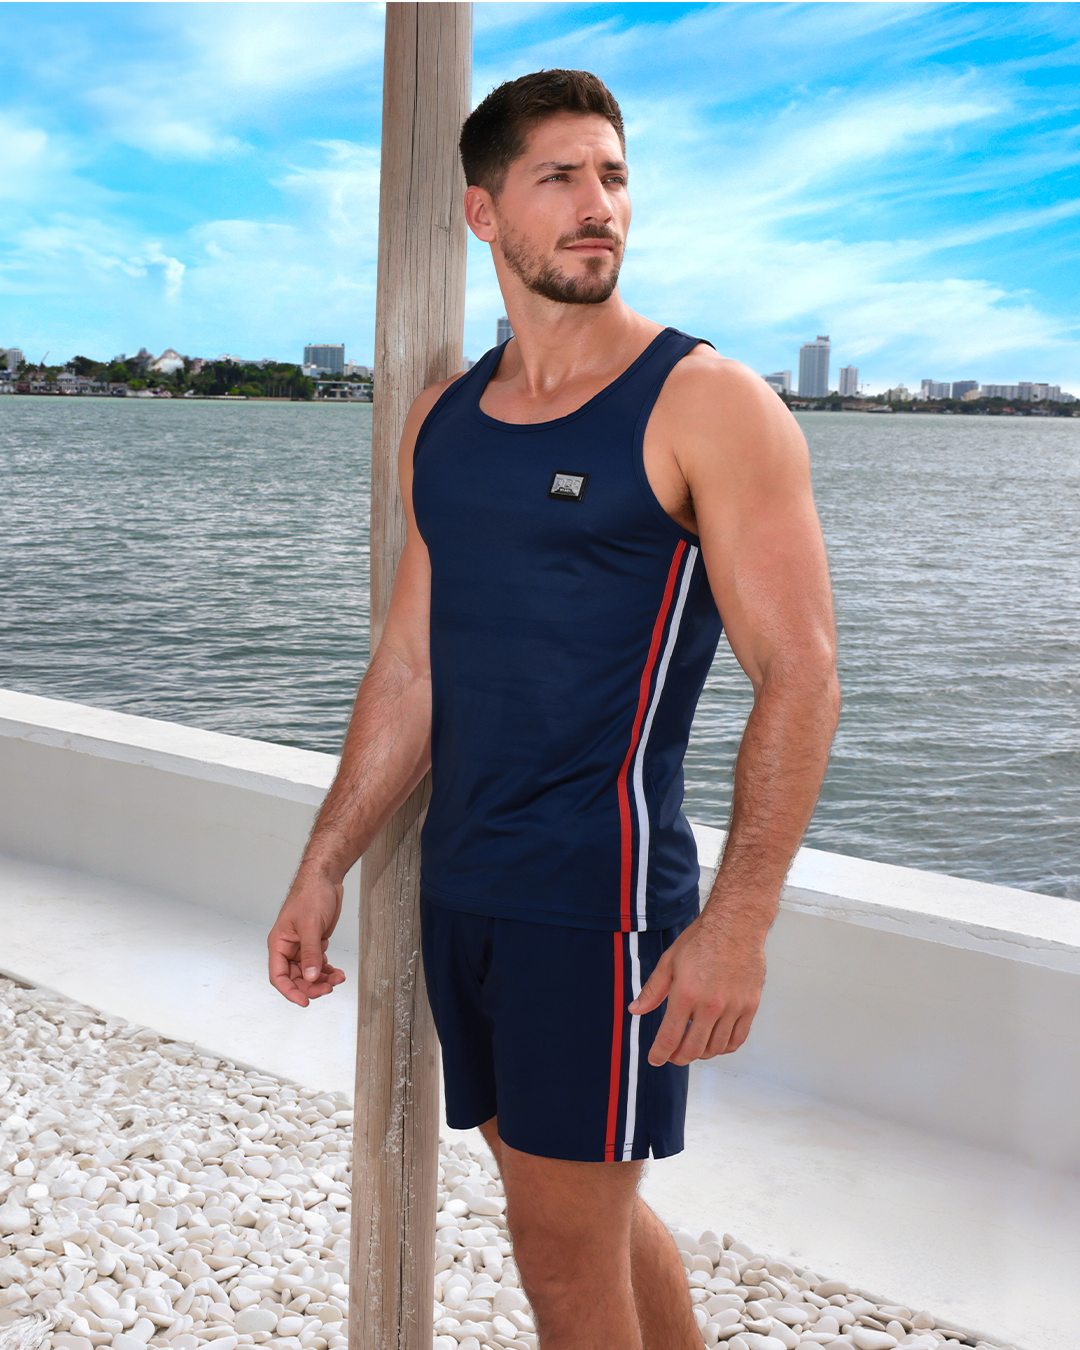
[604,931,626,1162]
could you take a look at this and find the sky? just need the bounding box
[1,2,1079,393]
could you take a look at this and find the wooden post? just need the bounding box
[349,5,472,1350]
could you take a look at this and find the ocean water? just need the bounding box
[1,398,1077,899]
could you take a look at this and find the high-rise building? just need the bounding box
[838,366,858,397]
[497,316,513,345]
[951,381,978,399]
[920,380,950,400]
[762,370,791,393]
[303,344,345,375]
[797,336,830,398]
[2,348,24,372]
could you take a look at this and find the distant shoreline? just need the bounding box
[0,392,372,404]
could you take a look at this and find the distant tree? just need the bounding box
[71,355,104,378]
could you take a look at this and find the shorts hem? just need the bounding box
[495,1126,685,1164]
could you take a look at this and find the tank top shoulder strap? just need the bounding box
[633,327,713,401]
[613,326,713,435]
[414,341,507,461]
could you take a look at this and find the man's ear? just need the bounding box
[465,185,498,243]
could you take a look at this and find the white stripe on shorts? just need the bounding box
[621,932,642,1161]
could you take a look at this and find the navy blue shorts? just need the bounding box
[419,895,693,1163]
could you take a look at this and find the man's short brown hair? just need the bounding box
[459,69,625,200]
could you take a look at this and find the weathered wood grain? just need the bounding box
[349,5,472,1348]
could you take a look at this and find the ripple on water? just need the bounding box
[1,400,1077,898]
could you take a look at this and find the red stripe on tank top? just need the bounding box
[615,540,687,931]
[604,931,626,1162]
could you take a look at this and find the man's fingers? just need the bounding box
[299,933,328,985]
[647,996,693,1067]
[668,1011,724,1066]
[700,1012,740,1060]
[726,1008,756,1054]
[629,956,672,1014]
[268,930,307,1006]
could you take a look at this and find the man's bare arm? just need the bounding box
[267,378,454,1007]
[631,356,841,1063]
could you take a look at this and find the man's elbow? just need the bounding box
[759,642,840,724]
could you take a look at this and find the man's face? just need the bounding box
[487,111,629,306]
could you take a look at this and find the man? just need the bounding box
[268,69,839,1350]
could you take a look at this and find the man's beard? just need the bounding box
[499,222,623,306]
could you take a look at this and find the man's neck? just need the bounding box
[496,292,661,401]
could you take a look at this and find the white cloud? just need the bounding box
[146,248,186,301]
[273,142,381,251]
[0,114,79,205]
[82,85,243,159]
[76,4,384,161]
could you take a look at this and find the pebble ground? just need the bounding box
[0,976,1014,1350]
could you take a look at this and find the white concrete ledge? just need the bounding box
[0,686,333,803]
[2,689,1079,1347]
[694,821,1080,974]
[2,688,1078,1174]
[691,823,1080,1174]
[0,687,359,949]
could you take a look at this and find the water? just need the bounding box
[2,398,1077,899]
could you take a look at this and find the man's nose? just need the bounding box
[578,174,614,224]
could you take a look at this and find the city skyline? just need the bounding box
[1,4,1078,391]
[5,332,1076,405]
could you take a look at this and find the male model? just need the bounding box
[269,69,840,1350]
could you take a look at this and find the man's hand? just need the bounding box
[628,910,766,1066]
[268,875,347,1008]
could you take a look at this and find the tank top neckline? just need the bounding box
[471,325,679,435]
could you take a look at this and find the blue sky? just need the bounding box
[1,2,1078,392]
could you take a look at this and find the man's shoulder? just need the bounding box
[399,367,475,451]
[413,367,473,417]
[658,344,801,441]
[670,345,777,403]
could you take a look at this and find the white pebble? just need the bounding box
[0,1200,33,1234]
[0,971,1010,1350]
[851,1331,899,1350]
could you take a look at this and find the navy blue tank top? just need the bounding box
[412,327,723,932]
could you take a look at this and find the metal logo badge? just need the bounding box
[548,471,589,503]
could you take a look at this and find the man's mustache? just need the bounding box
[557,226,623,249]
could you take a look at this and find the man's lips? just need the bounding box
[564,240,616,254]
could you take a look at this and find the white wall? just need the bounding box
[0,688,360,950]
[693,824,1080,1175]
[2,688,1078,1174]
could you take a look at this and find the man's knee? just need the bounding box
[513,1230,631,1326]
[506,1190,633,1305]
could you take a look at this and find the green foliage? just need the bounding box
[21,353,323,400]
[71,355,104,378]
[189,360,313,400]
